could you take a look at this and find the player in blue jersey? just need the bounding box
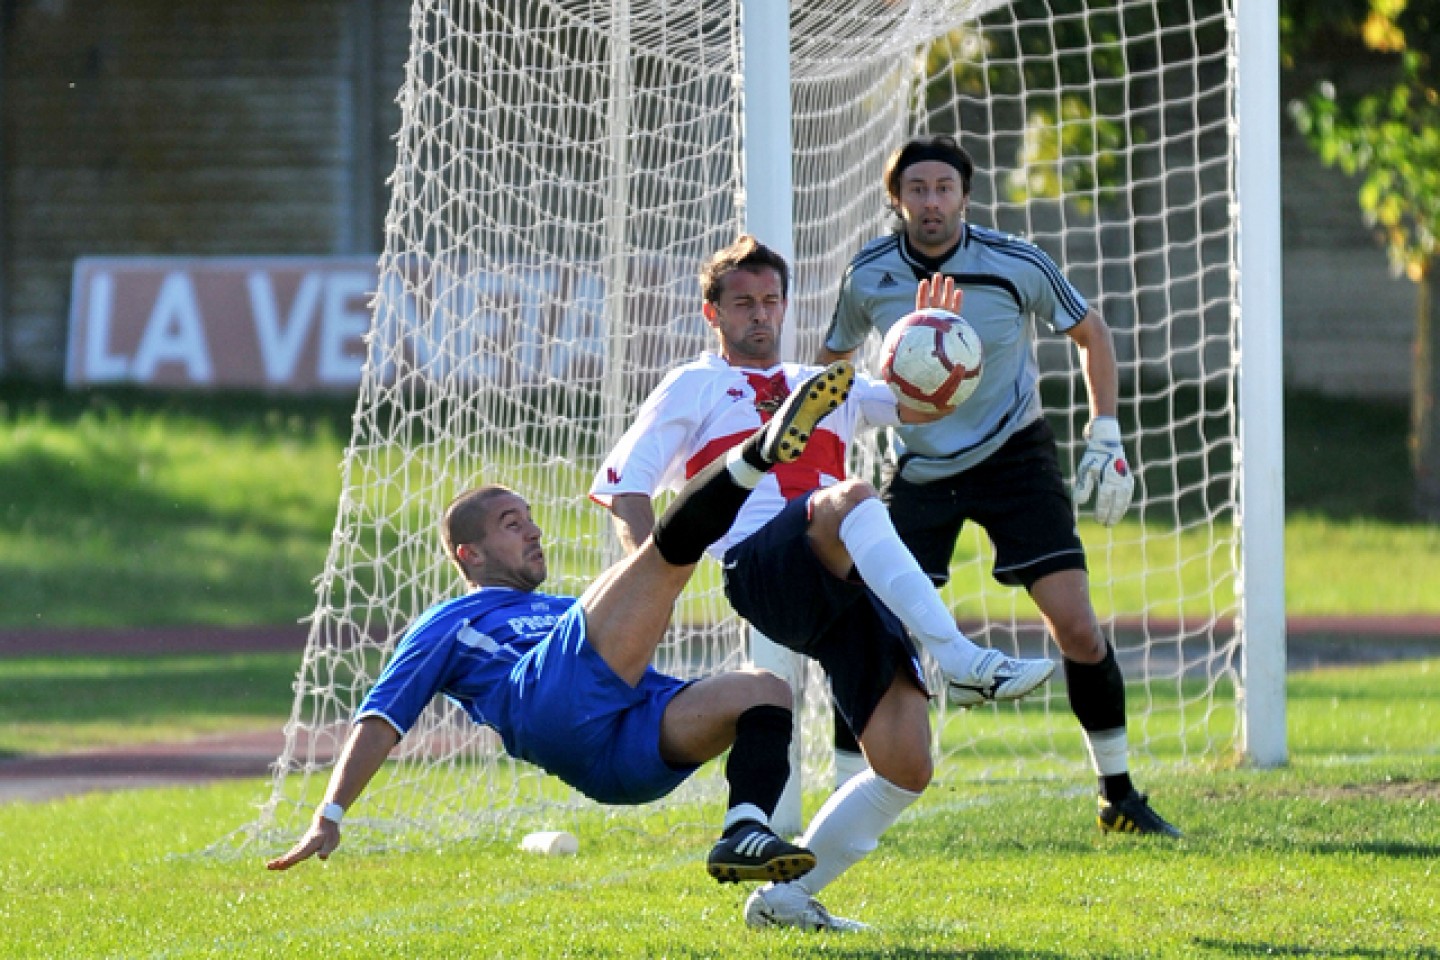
[817,134,1181,838]
[266,360,856,887]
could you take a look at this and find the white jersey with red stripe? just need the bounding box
[590,352,899,559]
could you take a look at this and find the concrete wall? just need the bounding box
[1280,86,1415,400]
[0,0,409,377]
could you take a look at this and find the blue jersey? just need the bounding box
[357,587,571,741]
[825,224,1088,481]
[356,586,695,805]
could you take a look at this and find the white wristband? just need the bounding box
[319,802,346,825]
[1086,416,1122,444]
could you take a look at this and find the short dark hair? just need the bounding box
[442,485,519,581]
[883,134,974,203]
[699,234,790,303]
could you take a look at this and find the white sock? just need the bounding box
[722,802,768,833]
[832,748,869,791]
[724,445,765,489]
[1083,727,1130,777]
[789,770,920,896]
[839,498,980,674]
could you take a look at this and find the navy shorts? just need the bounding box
[505,605,698,805]
[722,494,928,740]
[882,418,1086,589]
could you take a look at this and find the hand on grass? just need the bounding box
[266,819,341,871]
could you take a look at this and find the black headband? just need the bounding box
[898,143,967,175]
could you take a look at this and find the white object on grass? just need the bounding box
[519,831,579,856]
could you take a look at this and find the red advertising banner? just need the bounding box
[66,255,716,394]
[66,257,378,392]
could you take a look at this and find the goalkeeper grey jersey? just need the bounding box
[824,224,1089,481]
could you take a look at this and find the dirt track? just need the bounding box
[2,619,1437,806]
[0,729,291,803]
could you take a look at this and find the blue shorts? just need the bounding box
[504,606,697,805]
[722,494,928,740]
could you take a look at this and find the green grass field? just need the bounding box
[0,657,1435,958]
[1,383,1436,956]
[0,652,299,757]
[0,384,350,629]
[1,381,1436,631]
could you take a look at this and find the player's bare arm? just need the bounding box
[1068,307,1135,527]
[1065,308,1120,419]
[608,493,657,554]
[266,717,400,871]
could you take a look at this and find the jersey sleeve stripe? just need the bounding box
[848,234,900,271]
[979,233,1089,320]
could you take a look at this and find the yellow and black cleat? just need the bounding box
[1097,792,1182,838]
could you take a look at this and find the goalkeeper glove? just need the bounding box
[1073,416,1134,526]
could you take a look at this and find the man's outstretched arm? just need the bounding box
[266,717,400,870]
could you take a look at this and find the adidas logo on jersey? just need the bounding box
[878,272,898,288]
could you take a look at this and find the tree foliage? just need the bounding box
[1287,0,1440,281]
[920,0,1137,213]
[923,0,1229,214]
[1286,0,1440,517]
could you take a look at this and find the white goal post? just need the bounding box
[1234,0,1287,768]
[236,0,1283,853]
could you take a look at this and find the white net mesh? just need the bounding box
[238,0,1240,852]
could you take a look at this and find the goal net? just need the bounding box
[240,0,1242,852]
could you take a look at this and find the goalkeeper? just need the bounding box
[266,362,854,885]
[817,133,1180,838]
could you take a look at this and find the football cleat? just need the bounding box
[744,883,871,932]
[706,823,817,884]
[946,648,1056,708]
[1097,792,1183,838]
[755,361,854,465]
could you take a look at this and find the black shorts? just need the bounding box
[881,418,1086,589]
[722,494,929,739]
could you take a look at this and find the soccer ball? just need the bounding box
[879,308,984,414]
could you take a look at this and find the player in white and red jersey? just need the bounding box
[590,234,1053,932]
[593,352,892,559]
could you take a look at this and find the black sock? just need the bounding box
[651,455,752,567]
[738,429,774,473]
[1064,646,1133,800]
[1100,773,1136,803]
[724,704,793,829]
[1063,644,1128,733]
